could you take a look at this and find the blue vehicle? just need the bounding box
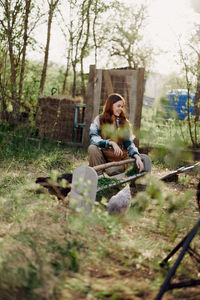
[167,89,195,120]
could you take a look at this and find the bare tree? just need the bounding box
[80,0,92,98]
[177,30,200,148]
[62,44,71,95]
[103,2,153,70]
[92,0,108,66]
[60,0,109,98]
[0,46,9,120]
[0,0,43,123]
[18,0,32,101]
[189,28,200,124]
[0,0,19,113]
[39,0,60,95]
[0,0,33,121]
[70,0,88,98]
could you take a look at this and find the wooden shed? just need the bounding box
[83,65,145,147]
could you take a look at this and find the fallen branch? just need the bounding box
[93,158,135,172]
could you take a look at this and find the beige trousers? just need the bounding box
[88,144,151,176]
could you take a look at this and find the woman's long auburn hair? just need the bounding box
[99,93,127,127]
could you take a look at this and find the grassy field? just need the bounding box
[0,129,199,300]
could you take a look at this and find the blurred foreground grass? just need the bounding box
[0,126,199,300]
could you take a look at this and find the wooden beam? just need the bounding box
[93,158,135,172]
[134,68,145,147]
[92,69,102,120]
[129,71,138,125]
[82,65,96,148]
[103,70,113,95]
[109,69,137,77]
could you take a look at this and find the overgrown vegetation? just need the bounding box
[0,127,199,299]
[140,107,200,155]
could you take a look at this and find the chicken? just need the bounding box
[107,184,131,215]
[35,173,72,200]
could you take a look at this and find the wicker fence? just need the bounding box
[37,96,82,143]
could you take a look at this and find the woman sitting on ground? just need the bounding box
[88,93,151,176]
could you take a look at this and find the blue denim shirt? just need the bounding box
[89,115,139,158]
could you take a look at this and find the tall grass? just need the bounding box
[140,107,200,149]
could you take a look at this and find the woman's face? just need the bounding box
[112,100,124,117]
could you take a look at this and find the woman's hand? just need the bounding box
[134,154,144,173]
[109,141,123,156]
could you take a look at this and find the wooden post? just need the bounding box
[92,69,102,120]
[129,70,138,125]
[103,70,113,95]
[83,65,102,148]
[134,68,145,147]
[82,65,96,148]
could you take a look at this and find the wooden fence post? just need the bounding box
[129,70,138,126]
[103,70,113,95]
[83,65,102,148]
[92,69,102,120]
[134,68,145,147]
[83,65,95,148]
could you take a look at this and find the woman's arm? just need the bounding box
[109,141,123,156]
[133,154,144,173]
[122,122,139,157]
[122,121,144,172]
[90,117,123,156]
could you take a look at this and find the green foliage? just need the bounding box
[97,177,123,201]
[0,227,85,299]
[125,163,140,176]
[150,139,192,169]
[97,177,120,189]
[140,107,200,167]
[130,174,194,243]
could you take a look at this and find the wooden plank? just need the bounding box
[93,158,135,172]
[134,68,145,147]
[82,65,96,148]
[109,69,137,77]
[124,75,133,118]
[129,70,138,125]
[161,162,200,182]
[92,69,102,120]
[97,172,146,193]
[103,70,113,95]
[70,166,98,211]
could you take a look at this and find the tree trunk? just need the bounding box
[18,0,31,102]
[5,0,19,120]
[72,62,77,98]
[39,0,59,95]
[80,0,92,100]
[80,60,86,99]
[62,47,71,94]
[194,55,200,147]
[0,51,8,121]
[194,54,200,122]
[92,0,98,66]
[71,0,87,98]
